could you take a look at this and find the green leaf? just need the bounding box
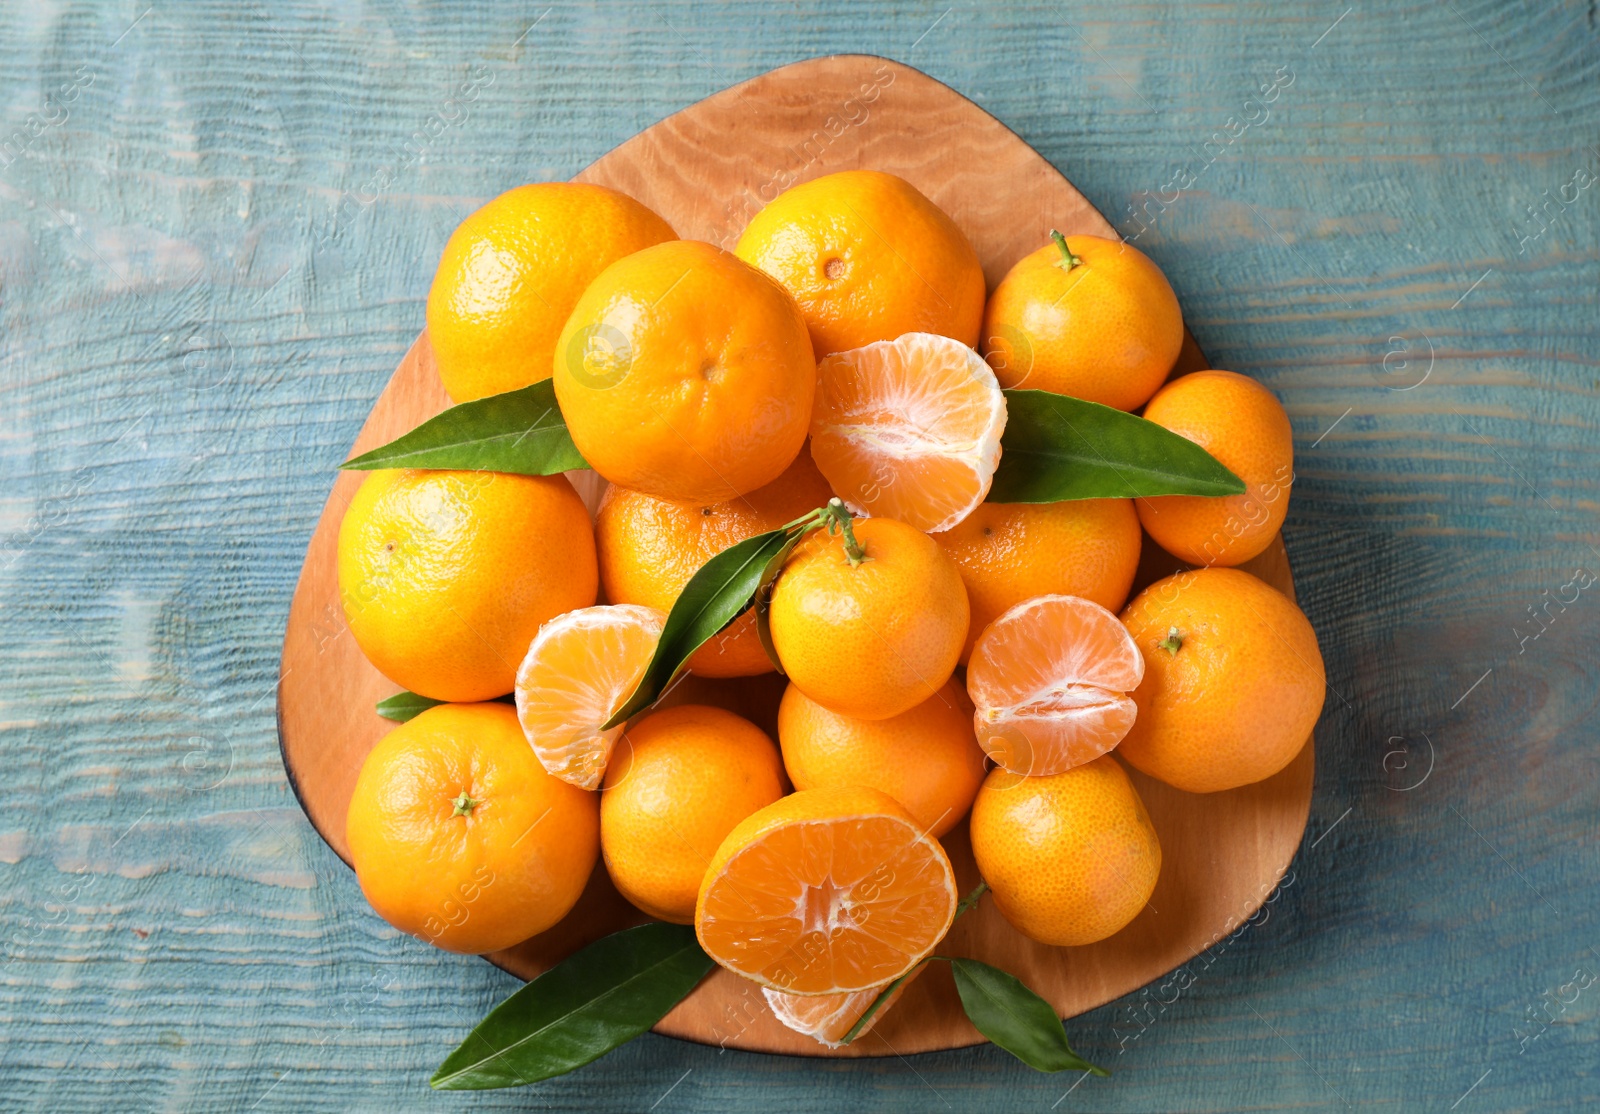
[989,388,1245,502]
[949,957,1108,1076]
[430,923,714,1091]
[374,691,444,722]
[602,524,803,729]
[751,524,818,673]
[376,691,512,722]
[341,379,589,475]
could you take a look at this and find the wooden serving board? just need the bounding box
[277,54,1313,1058]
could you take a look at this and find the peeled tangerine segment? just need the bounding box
[810,332,1006,534]
[513,603,665,790]
[697,788,956,996]
[763,962,924,1048]
[966,594,1145,776]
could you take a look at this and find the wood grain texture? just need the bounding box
[277,55,1314,1057]
[1,2,1597,1110]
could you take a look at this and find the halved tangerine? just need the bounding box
[966,594,1144,776]
[809,332,1006,534]
[513,603,665,790]
[695,785,957,996]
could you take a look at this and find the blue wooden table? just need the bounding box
[2,2,1596,1110]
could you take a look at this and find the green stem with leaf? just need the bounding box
[837,881,1104,1075]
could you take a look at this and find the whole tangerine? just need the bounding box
[776,678,985,837]
[768,513,969,721]
[427,182,676,402]
[553,240,816,504]
[346,702,599,954]
[1137,370,1294,567]
[735,170,986,358]
[981,231,1182,411]
[601,704,785,923]
[969,756,1161,947]
[1118,566,1324,793]
[338,469,597,702]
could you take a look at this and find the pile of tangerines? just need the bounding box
[337,171,1325,1046]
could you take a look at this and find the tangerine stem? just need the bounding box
[1049,229,1083,271]
[1158,626,1184,655]
[451,792,481,817]
[779,505,830,534]
[822,497,868,567]
[954,881,988,920]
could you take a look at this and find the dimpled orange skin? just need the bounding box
[596,453,834,677]
[553,240,817,504]
[981,234,1182,411]
[934,499,1142,664]
[1137,370,1295,567]
[734,170,986,358]
[776,678,985,838]
[345,703,599,954]
[600,705,785,924]
[1118,567,1324,793]
[768,517,969,721]
[969,756,1161,947]
[426,183,676,402]
[337,469,597,702]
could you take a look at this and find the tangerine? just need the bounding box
[337,469,596,703]
[346,702,599,954]
[1137,370,1294,567]
[969,756,1160,947]
[427,183,675,402]
[768,514,969,721]
[981,231,1181,411]
[601,705,785,924]
[735,170,985,358]
[777,678,984,837]
[595,453,833,677]
[933,498,1141,663]
[553,240,816,504]
[1118,567,1324,793]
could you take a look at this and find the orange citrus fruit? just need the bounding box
[600,705,785,923]
[1137,370,1294,567]
[552,239,816,504]
[695,785,958,994]
[966,595,1144,776]
[734,170,986,358]
[969,756,1160,947]
[1118,567,1324,793]
[768,515,969,720]
[595,453,834,678]
[514,603,666,790]
[346,702,599,954]
[776,678,984,838]
[337,469,597,703]
[426,183,676,402]
[933,498,1142,664]
[981,232,1182,411]
[764,963,925,1047]
[809,332,1006,533]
